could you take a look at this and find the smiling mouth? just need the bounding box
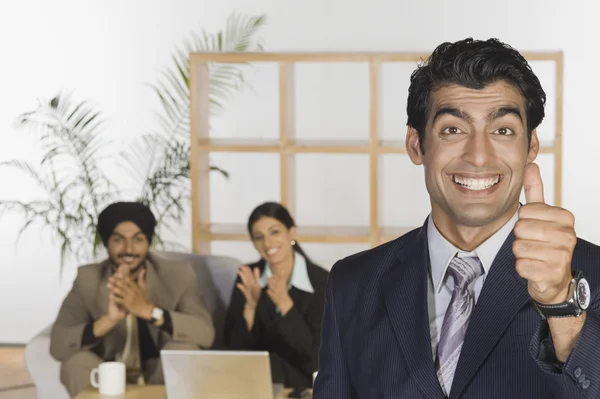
[266,248,279,256]
[452,174,502,191]
[119,255,139,263]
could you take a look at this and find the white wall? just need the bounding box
[1,0,597,343]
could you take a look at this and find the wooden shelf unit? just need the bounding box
[189,52,563,254]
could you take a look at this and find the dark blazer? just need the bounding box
[224,254,329,388]
[314,220,600,398]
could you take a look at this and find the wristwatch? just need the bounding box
[532,270,590,319]
[149,307,164,325]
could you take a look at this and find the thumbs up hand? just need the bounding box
[513,162,576,305]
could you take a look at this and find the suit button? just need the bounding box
[582,380,590,389]
[574,367,582,378]
[579,374,586,384]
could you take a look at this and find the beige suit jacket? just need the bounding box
[50,252,215,362]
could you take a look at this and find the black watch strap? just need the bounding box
[532,270,588,319]
[532,299,582,319]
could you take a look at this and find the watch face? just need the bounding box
[576,279,591,310]
[151,307,164,320]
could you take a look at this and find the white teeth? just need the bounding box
[453,175,500,191]
[267,248,278,255]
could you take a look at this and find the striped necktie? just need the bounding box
[436,255,484,395]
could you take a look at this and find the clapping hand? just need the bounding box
[108,267,152,319]
[266,275,293,314]
[236,265,262,310]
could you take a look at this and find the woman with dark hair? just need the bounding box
[223,201,329,389]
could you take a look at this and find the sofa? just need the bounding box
[23,251,242,399]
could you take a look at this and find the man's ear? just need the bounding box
[406,127,424,165]
[527,128,540,163]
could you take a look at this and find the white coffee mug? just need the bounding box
[90,361,126,396]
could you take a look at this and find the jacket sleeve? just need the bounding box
[530,240,600,398]
[224,277,260,349]
[50,268,100,361]
[531,307,600,398]
[166,265,215,349]
[312,262,357,398]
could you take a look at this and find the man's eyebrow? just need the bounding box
[432,106,472,123]
[488,106,523,122]
[432,106,523,124]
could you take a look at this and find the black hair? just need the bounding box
[247,201,310,261]
[406,37,546,153]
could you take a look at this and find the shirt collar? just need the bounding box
[260,253,314,293]
[427,208,519,293]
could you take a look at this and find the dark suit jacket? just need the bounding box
[314,220,600,398]
[224,256,329,388]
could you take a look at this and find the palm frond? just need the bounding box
[147,12,267,140]
[2,91,118,276]
[1,11,266,277]
[0,161,51,193]
[124,12,266,245]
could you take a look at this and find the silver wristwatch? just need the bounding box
[532,271,590,319]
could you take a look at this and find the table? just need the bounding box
[75,385,312,398]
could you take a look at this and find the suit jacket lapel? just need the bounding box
[383,222,446,399]
[449,231,530,398]
[144,256,162,345]
[95,260,111,317]
[144,258,160,310]
[95,260,127,356]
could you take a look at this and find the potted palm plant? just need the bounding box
[0,11,266,278]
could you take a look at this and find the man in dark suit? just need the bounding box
[314,38,600,398]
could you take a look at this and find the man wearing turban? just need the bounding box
[49,201,215,397]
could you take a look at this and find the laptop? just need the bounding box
[160,350,284,398]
